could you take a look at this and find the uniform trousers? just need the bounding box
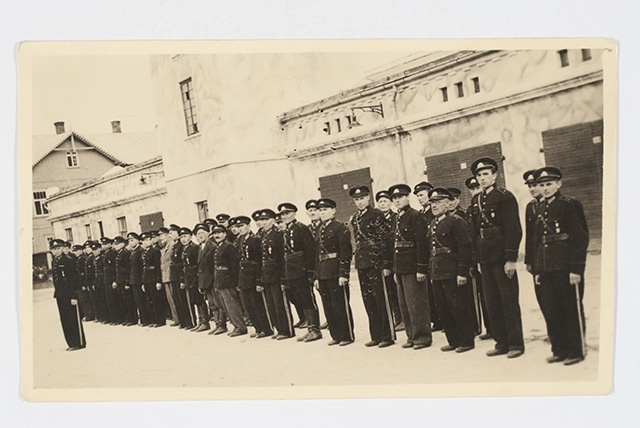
[318,279,354,342]
[535,271,585,359]
[106,284,122,323]
[79,287,95,321]
[358,268,395,343]
[395,273,432,346]
[286,287,306,324]
[285,277,320,330]
[204,288,228,328]
[383,272,403,326]
[94,284,108,322]
[427,281,441,329]
[240,288,273,335]
[120,286,138,324]
[186,287,209,326]
[144,283,166,326]
[163,282,180,324]
[218,288,247,333]
[56,297,86,349]
[264,282,294,337]
[469,269,491,335]
[131,284,151,325]
[174,283,194,328]
[432,279,476,348]
[480,262,524,352]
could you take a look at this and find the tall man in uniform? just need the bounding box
[350,186,395,348]
[413,181,441,331]
[375,190,403,330]
[50,239,86,351]
[101,237,118,325]
[533,167,589,366]
[259,209,294,340]
[305,199,326,329]
[279,202,321,342]
[195,223,225,334]
[128,232,149,327]
[427,188,475,353]
[91,241,108,323]
[113,236,135,325]
[159,227,180,327]
[79,241,96,321]
[523,170,543,277]
[388,184,432,350]
[180,227,205,331]
[313,197,354,346]
[141,232,165,327]
[468,157,525,358]
[169,224,191,329]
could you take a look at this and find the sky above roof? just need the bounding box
[32,52,415,135]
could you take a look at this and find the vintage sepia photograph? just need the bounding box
[19,39,617,401]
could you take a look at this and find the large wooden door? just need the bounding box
[318,167,373,224]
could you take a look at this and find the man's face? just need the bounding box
[431,198,450,216]
[169,230,179,241]
[275,221,285,231]
[62,247,70,254]
[306,208,318,222]
[196,229,209,243]
[212,231,226,243]
[84,247,92,255]
[353,195,370,211]
[538,180,561,198]
[219,220,229,228]
[51,247,63,257]
[93,247,102,255]
[281,211,296,224]
[237,224,250,236]
[255,218,266,229]
[230,225,239,236]
[527,183,541,198]
[393,195,409,209]
[72,249,82,256]
[114,242,124,251]
[476,169,497,189]
[415,190,430,207]
[448,197,460,211]
[468,186,481,197]
[158,232,168,244]
[179,234,192,245]
[318,207,335,222]
[376,197,392,212]
[263,218,275,230]
[141,238,151,248]
[128,238,139,248]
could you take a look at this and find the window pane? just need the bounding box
[34,201,42,216]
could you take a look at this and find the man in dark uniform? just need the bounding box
[216,213,237,244]
[305,199,322,239]
[85,240,99,323]
[180,227,206,331]
[195,223,224,334]
[427,188,475,353]
[259,209,294,340]
[414,181,441,332]
[523,170,544,276]
[78,241,96,322]
[313,198,353,346]
[141,232,165,327]
[63,240,73,256]
[447,187,467,219]
[252,210,265,237]
[158,226,179,327]
[389,184,432,350]
[91,241,108,323]
[50,239,86,350]
[350,186,395,348]
[279,202,321,342]
[465,176,491,340]
[71,244,83,259]
[128,232,150,327]
[211,224,247,337]
[169,224,191,329]
[235,216,273,338]
[113,236,135,325]
[375,190,403,331]
[468,157,525,358]
[101,237,119,325]
[533,167,589,366]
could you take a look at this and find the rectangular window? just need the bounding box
[196,201,209,222]
[33,191,49,216]
[455,82,464,98]
[66,150,79,168]
[471,77,481,93]
[65,228,74,242]
[558,49,569,67]
[117,216,128,238]
[97,221,104,238]
[345,115,353,128]
[85,224,92,240]
[180,78,199,136]
[334,118,342,133]
[440,87,449,102]
[323,122,331,135]
[582,49,592,61]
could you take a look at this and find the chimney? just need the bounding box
[54,121,65,134]
[111,120,122,133]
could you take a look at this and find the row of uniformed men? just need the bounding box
[49,156,588,364]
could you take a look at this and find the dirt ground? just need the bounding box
[32,255,601,390]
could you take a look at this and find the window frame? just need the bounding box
[66,150,79,168]
[196,200,209,222]
[471,77,481,93]
[440,87,449,102]
[33,191,49,217]
[558,49,570,67]
[180,77,199,137]
[85,223,92,240]
[116,216,128,238]
[65,227,74,242]
[455,82,464,98]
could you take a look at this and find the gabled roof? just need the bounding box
[32,130,158,167]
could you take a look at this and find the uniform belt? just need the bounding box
[319,252,338,261]
[284,251,303,261]
[479,226,502,238]
[394,241,415,248]
[431,247,452,256]
[215,266,229,271]
[240,260,257,266]
[541,233,569,244]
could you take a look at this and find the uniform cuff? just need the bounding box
[505,250,519,262]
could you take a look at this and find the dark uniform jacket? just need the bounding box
[181,242,199,289]
[307,220,322,242]
[128,245,144,286]
[52,253,80,300]
[283,220,316,281]
[170,240,184,283]
[197,240,216,291]
[534,192,589,275]
[524,196,543,268]
[315,218,353,280]
[238,232,262,290]
[420,205,435,224]
[142,246,161,284]
[392,205,429,275]
[76,254,86,289]
[103,247,117,285]
[350,206,391,270]
[94,252,105,289]
[85,253,96,288]
[427,213,472,281]
[213,240,240,289]
[469,185,522,264]
[115,247,131,286]
[260,226,284,285]
[451,207,467,222]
